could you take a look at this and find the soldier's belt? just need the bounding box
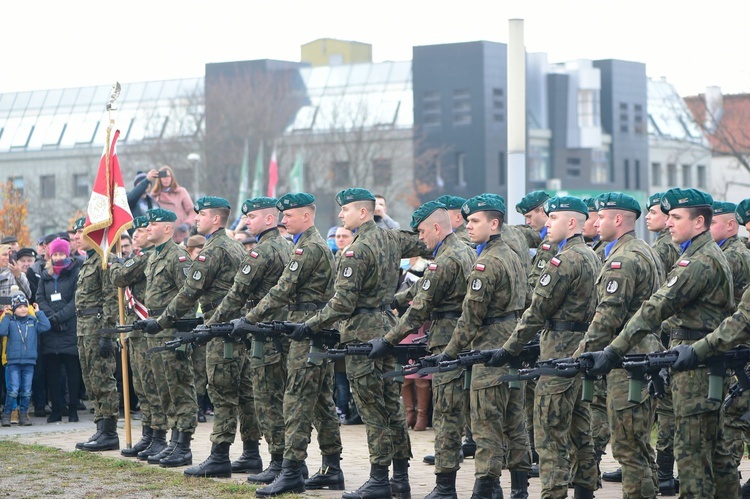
[77,307,103,318]
[482,312,519,326]
[148,308,165,317]
[543,320,589,332]
[199,299,223,314]
[352,305,389,316]
[670,328,710,341]
[288,302,327,311]
[430,311,462,320]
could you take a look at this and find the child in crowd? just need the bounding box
[1,294,51,426]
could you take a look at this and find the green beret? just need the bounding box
[582,197,598,212]
[73,217,86,231]
[659,188,713,214]
[712,201,737,216]
[194,196,231,213]
[736,199,750,225]
[276,192,315,211]
[242,197,278,214]
[132,216,149,229]
[515,190,550,215]
[461,194,506,220]
[147,208,177,223]
[434,195,467,210]
[410,201,447,230]
[646,192,664,209]
[594,192,642,219]
[335,188,376,206]
[543,196,589,219]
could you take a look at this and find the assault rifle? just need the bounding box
[308,342,427,364]
[703,347,750,403]
[620,351,679,403]
[724,364,750,412]
[499,357,598,402]
[146,323,235,355]
[97,317,204,336]
[231,320,340,358]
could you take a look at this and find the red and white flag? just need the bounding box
[82,129,133,266]
[267,149,278,198]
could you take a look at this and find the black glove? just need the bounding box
[230,318,249,339]
[672,344,699,371]
[139,319,163,335]
[485,348,512,367]
[579,347,621,376]
[368,337,394,359]
[421,352,454,367]
[49,315,60,330]
[98,337,117,358]
[291,323,312,341]
[390,298,400,310]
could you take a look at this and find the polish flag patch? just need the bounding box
[550,257,561,267]
[197,255,206,262]
[475,263,486,272]
[295,248,304,255]
[610,261,621,269]
[178,256,187,262]
[678,260,690,267]
[541,244,551,251]
[428,263,438,271]
[250,251,259,259]
[345,250,355,257]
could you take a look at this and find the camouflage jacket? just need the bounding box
[245,225,333,324]
[156,229,245,327]
[110,249,151,337]
[529,234,558,291]
[453,223,472,246]
[144,240,193,337]
[693,287,750,358]
[719,235,750,304]
[211,228,292,324]
[383,232,475,349]
[652,228,679,274]
[74,251,118,335]
[305,219,428,343]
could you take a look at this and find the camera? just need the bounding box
[158,170,170,178]
[0,296,11,306]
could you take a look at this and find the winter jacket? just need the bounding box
[152,186,194,226]
[127,177,159,219]
[37,258,82,356]
[0,310,51,365]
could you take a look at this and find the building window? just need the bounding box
[619,103,629,133]
[455,152,467,187]
[697,165,707,188]
[578,89,600,128]
[634,113,645,134]
[651,162,661,186]
[73,173,90,198]
[635,160,641,190]
[591,150,608,184]
[682,164,691,187]
[372,158,392,186]
[624,159,630,189]
[40,175,55,198]
[528,144,550,182]
[333,161,351,185]
[493,88,505,123]
[8,176,24,196]
[498,152,506,186]
[667,164,677,186]
[423,91,441,127]
[566,157,581,178]
[453,89,471,126]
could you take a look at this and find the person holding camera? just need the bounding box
[151,166,194,227]
[0,244,32,299]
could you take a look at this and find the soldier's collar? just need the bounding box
[256,227,279,243]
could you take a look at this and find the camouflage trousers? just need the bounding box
[590,379,610,459]
[723,389,750,469]
[283,339,341,462]
[206,339,260,444]
[147,336,198,433]
[346,352,411,466]
[470,381,529,479]
[127,336,161,428]
[431,370,466,473]
[655,389,675,457]
[524,377,537,457]
[251,337,289,455]
[504,383,532,472]
[192,343,208,399]
[608,395,657,498]
[77,332,119,421]
[535,378,597,499]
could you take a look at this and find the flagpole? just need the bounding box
[107,82,132,449]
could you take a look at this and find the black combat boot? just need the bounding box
[137,429,167,460]
[76,419,104,450]
[248,454,284,484]
[573,484,594,499]
[509,470,528,499]
[184,442,232,478]
[305,453,345,490]
[390,458,411,499]
[255,459,306,496]
[82,417,119,452]
[741,477,750,499]
[160,430,193,467]
[462,427,477,458]
[342,463,391,499]
[424,471,458,499]
[230,439,263,473]
[470,477,497,499]
[121,426,152,457]
[657,450,679,495]
[602,467,622,482]
[148,428,178,464]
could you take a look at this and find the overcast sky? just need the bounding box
[3,0,747,97]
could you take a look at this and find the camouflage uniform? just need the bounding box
[581,232,664,498]
[442,233,529,480]
[306,220,427,466]
[156,229,245,443]
[504,235,601,498]
[212,227,291,455]
[246,225,341,462]
[607,230,738,498]
[110,250,164,430]
[453,223,472,246]
[75,250,119,421]
[383,232,475,474]
[146,240,198,433]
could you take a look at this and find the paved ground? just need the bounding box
[2,410,748,497]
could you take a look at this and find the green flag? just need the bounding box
[236,138,251,212]
[251,142,264,198]
[289,153,304,192]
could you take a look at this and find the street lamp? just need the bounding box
[187,152,201,198]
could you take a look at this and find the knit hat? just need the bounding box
[48,238,71,257]
[134,171,148,186]
[11,294,28,312]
